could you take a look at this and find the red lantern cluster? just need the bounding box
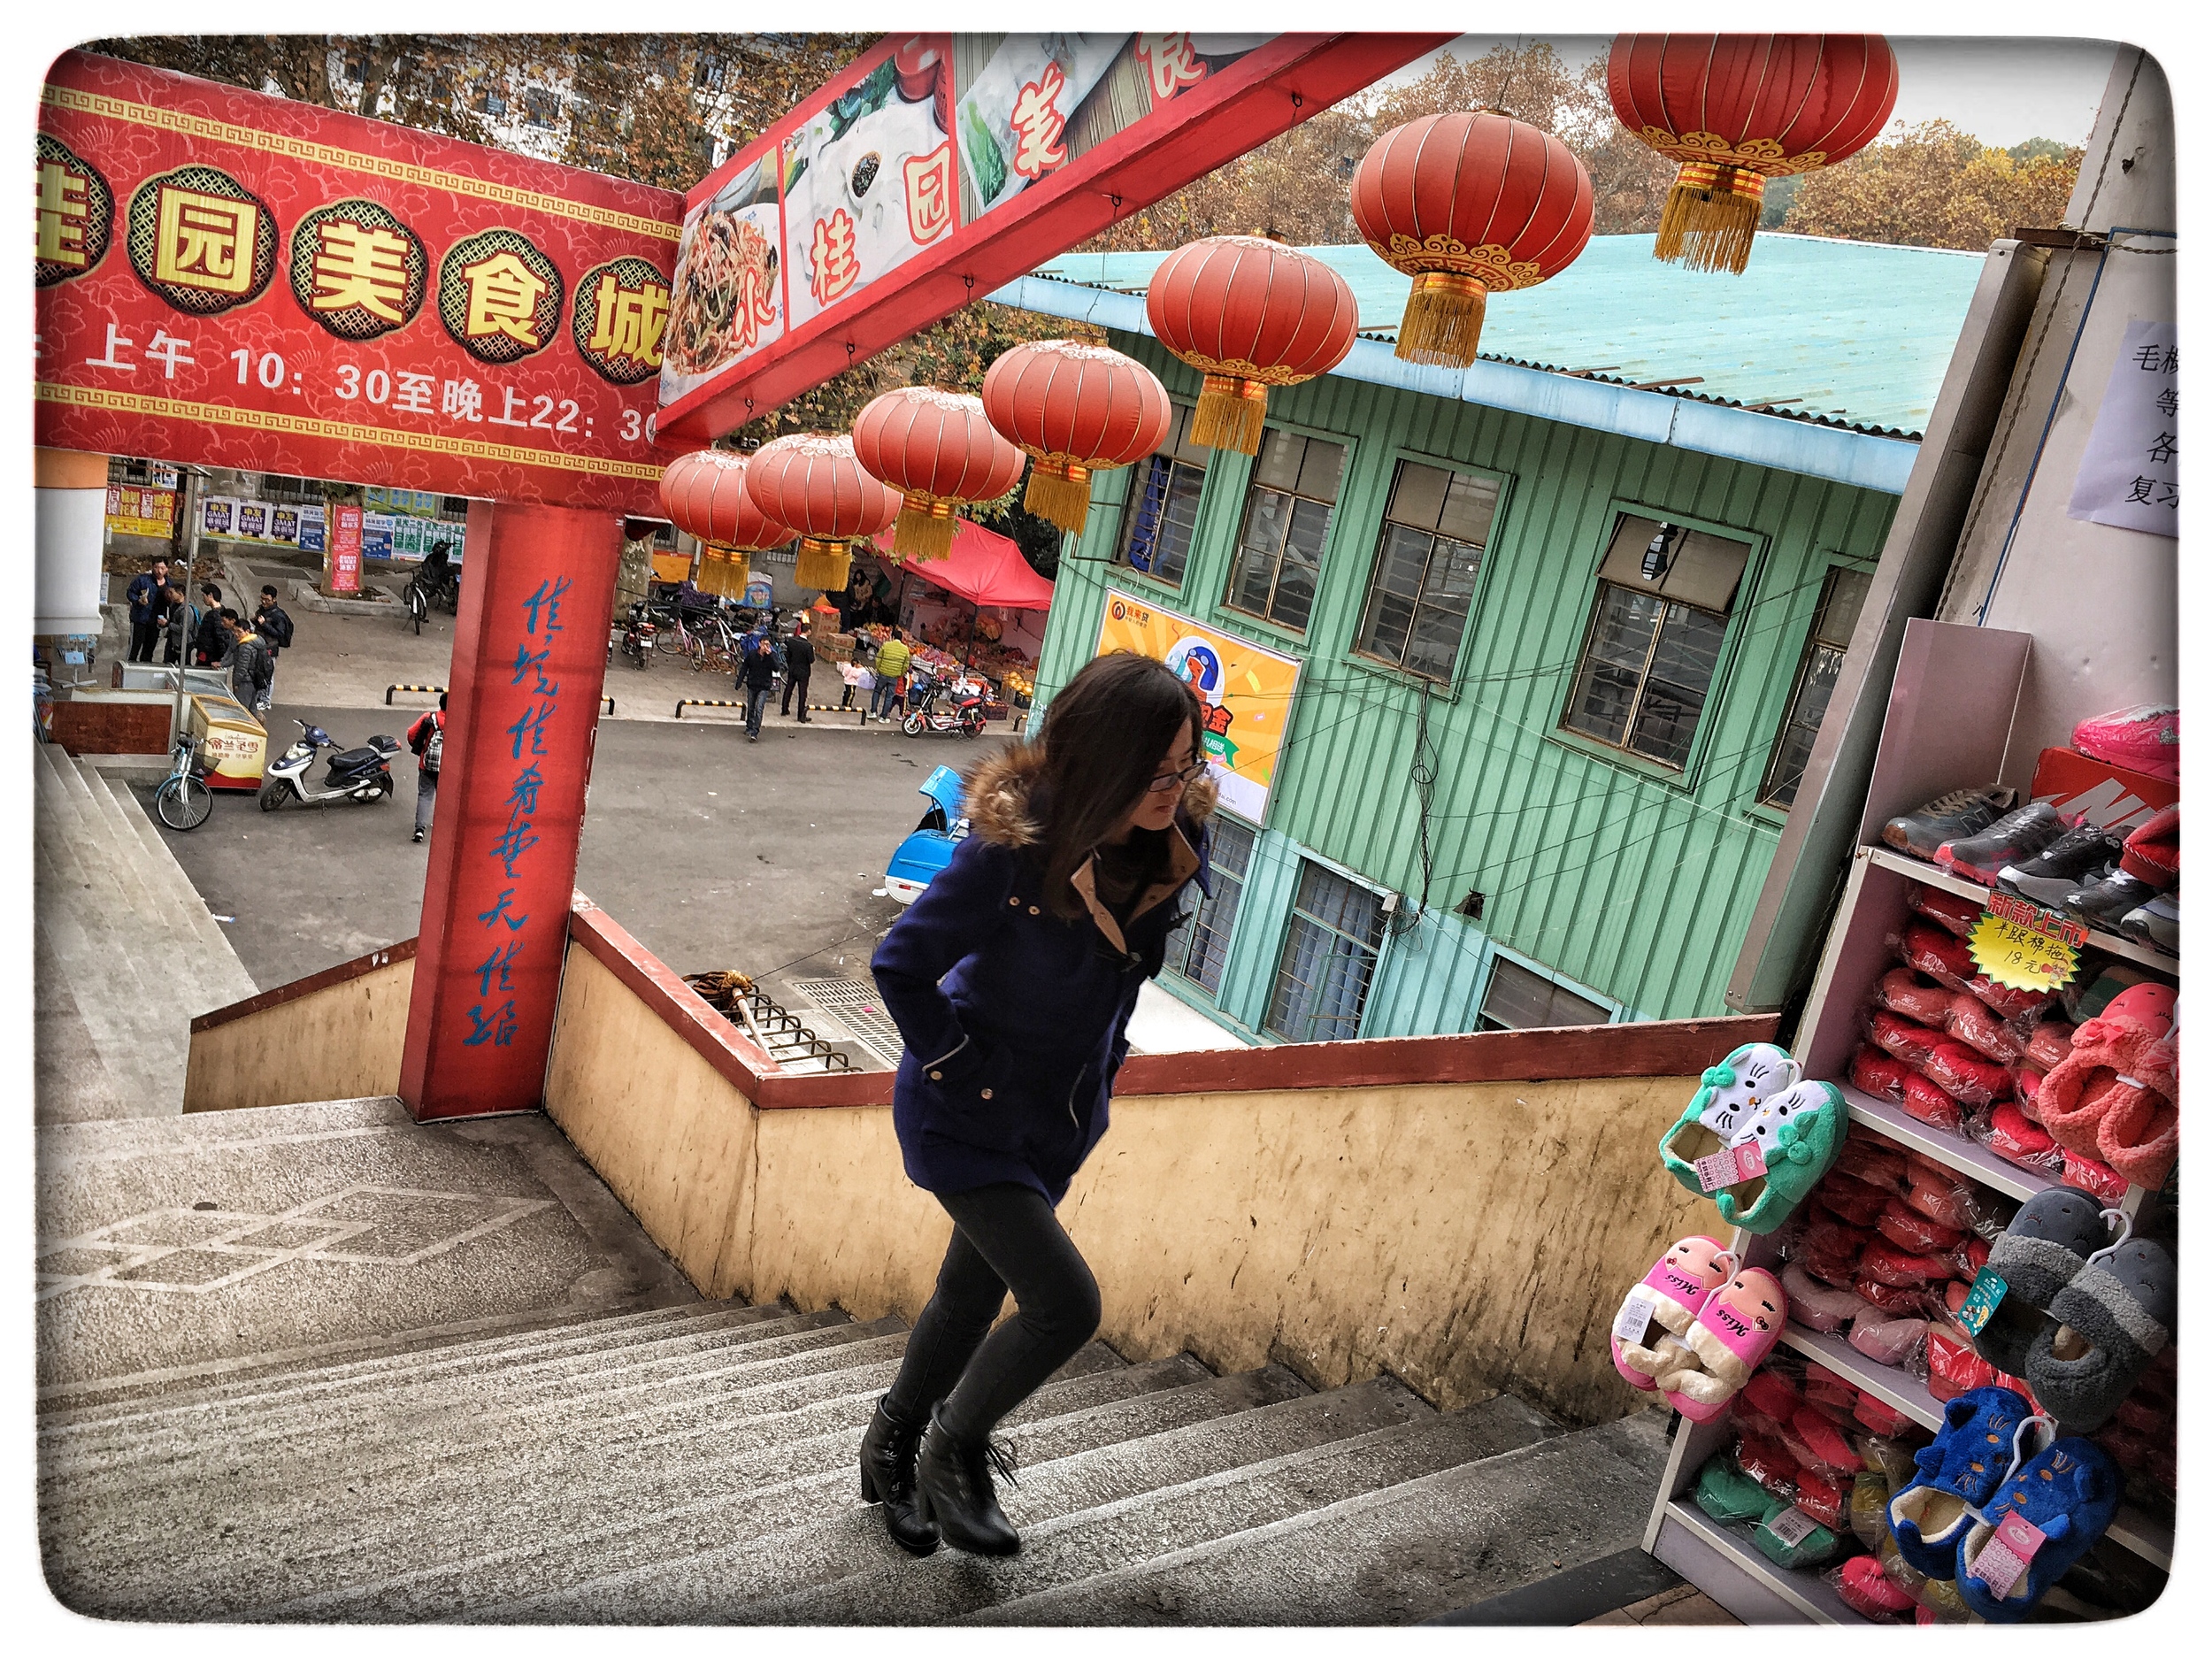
[980,339,1171,534]
[741,433,902,594]
[1608,34,1899,273]
[1144,236,1357,455]
[1350,112,1594,367]
[658,449,796,552]
[851,387,1025,562]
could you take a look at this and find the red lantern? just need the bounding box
[1143,236,1357,456]
[980,339,1171,534]
[851,387,1025,562]
[658,449,796,551]
[742,433,902,594]
[1350,112,1594,368]
[1608,34,1899,273]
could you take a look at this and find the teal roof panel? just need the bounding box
[1030,233,1985,442]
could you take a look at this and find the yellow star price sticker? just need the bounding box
[1968,896,2084,993]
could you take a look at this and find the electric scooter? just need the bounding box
[258,719,402,810]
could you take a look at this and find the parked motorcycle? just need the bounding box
[619,602,656,669]
[259,719,402,810]
[900,668,989,739]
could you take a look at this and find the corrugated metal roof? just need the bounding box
[1030,233,1985,442]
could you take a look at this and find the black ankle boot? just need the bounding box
[858,1396,940,1556]
[912,1402,1021,1555]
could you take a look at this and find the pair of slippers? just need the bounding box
[1969,1187,2177,1432]
[1692,1453,1847,1570]
[2037,989,2179,1190]
[1660,1042,1849,1233]
[1610,1234,1786,1420]
[1887,1386,2121,1622]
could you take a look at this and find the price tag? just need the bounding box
[1970,900,2084,992]
[1970,1512,2047,1599]
[1694,1140,1769,1192]
[1955,1267,2009,1336]
[1763,1504,1823,1548]
[1612,1290,1661,1349]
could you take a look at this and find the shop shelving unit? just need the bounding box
[1642,622,2177,1619]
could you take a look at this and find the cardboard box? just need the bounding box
[188,695,268,790]
[2029,746,2176,836]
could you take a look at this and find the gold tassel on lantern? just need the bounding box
[894,495,959,561]
[793,537,851,595]
[1654,161,1764,275]
[1394,272,1490,368]
[1023,458,1094,534]
[1192,373,1269,457]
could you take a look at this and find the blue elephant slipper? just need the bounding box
[1957,1436,2121,1622]
[1886,1386,2034,1578]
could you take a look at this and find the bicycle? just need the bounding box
[152,730,215,831]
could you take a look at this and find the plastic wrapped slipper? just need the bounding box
[1793,1470,1846,1530]
[1734,1431,1802,1499]
[1838,1552,1916,1619]
[1847,1469,1893,1548]
[1782,1262,1871,1332]
[1694,1451,1770,1524]
[1878,966,1955,1024]
[1612,1234,1735,1389]
[1900,1071,1966,1132]
[1886,1385,2035,1576]
[2026,1235,2176,1432]
[1874,1195,1965,1255]
[1832,1133,1909,1191]
[1753,1497,1846,1568]
[1956,1433,2121,1622]
[1970,1187,2108,1378]
[1740,1367,1801,1422]
[1849,1313,1926,1369]
[1791,1406,1860,1476]
[1811,1171,1891,1227]
[1853,1392,1919,1438]
[1663,1268,1789,1421]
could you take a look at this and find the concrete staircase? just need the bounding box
[40,1295,1670,1624]
[33,742,259,1120]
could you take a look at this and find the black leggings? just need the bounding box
[882,1182,1102,1442]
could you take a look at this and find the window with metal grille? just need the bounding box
[1354,460,1501,680]
[1476,956,1612,1031]
[523,88,561,128]
[1164,817,1256,995]
[1225,429,1346,633]
[1116,403,1209,586]
[1757,565,1872,811]
[1265,861,1385,1042]
[472,79,508,118]
[1562,514,1752,770]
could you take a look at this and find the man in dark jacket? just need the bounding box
[780,620,816,723]
[125,558,171,662]
[159,582,197,666]
[193,584,227,667]
[215,610,273,710]
[252,585,294,711]
[405,692,446,843]
[738,629,778,741]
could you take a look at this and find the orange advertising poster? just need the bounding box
[1093,589,1301,824]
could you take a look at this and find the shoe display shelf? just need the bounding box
[1642,621,2177,1620]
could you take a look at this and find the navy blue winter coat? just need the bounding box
[872,743,1214,1205]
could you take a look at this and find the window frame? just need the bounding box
[1348,452,1509,687]
[1550,503,1769,788]
[1754,559,1875,815]
[1164,812,1257,999]
[1110,400,1210,591]
[1473,946,1621,1032]
[1262,854,1391,1044]
[1220,424,1353,637]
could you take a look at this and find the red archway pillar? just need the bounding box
[399,499,621,1120]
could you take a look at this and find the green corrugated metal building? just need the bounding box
[990,234,1983,1039]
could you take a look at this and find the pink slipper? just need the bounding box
[1611,1235,1734,1389]
[1662,1268,1789,1422]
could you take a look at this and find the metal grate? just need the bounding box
[785,978,904,1068]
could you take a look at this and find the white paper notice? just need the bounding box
[2066,319,2178,538]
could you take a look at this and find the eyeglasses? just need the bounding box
[1146,761,1208,794]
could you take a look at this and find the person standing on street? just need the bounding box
[160,582,199,666]
[738,630,778,741]
[126,557,170,662]
[215,609,273,710]
[871,627,911,723]
[780,619,816,722]
[862,652,1216,1557]
[405,692,446,844]
[252,584,294,713]
[193,584,227,666]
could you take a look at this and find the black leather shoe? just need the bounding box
[857,1396,939,1556]
[912,1403,1021,1555]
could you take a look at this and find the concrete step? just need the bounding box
[89,765,257,1007]
[41,1295,794,1438]
[53,1341,1149,1621]
[42,1308,879,1479]
[964,1410,1672,1627]
[37,1292,737,1424]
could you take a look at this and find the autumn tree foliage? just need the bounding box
[1780,120,2082,250]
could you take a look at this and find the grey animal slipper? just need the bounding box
[1972,1188,2109,1378]
[2026,1236,2177,1432]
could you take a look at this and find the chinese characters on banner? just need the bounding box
[2068,319,2178,538]
[329,503,363,595]
[35,51,682,512]
[104,485,175,539]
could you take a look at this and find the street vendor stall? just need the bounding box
[865,518,1052,718]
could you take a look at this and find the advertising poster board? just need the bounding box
[328,503,363,595]
[1094,589,1301,824]
[104,484,175,538]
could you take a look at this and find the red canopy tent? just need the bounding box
[872,518,1055,609]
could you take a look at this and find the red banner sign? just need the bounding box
[35,51,684,513]
[656,31,1448,444]
[329,503,363,595]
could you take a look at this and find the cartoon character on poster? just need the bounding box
[661,152,783,404]
[1165,635,1238,771]
[784,42,956,331]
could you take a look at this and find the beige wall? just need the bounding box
[183,956,414,1113]
[543,941,1709,1425]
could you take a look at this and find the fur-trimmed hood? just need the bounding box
[962,740,1218,849]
